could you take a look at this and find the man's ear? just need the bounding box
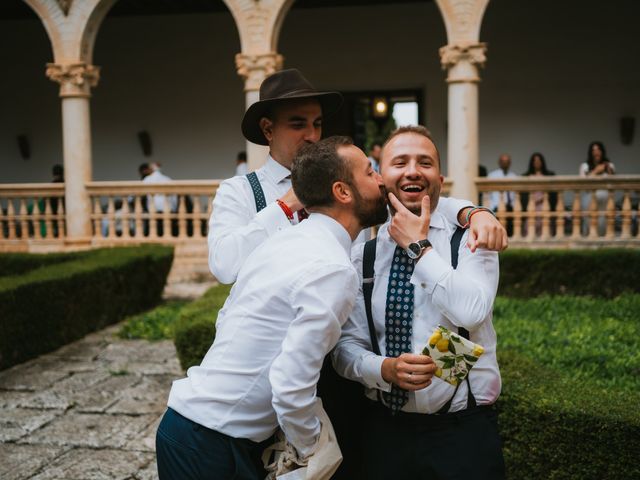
[259,117,273,142]
[332,181,352,206]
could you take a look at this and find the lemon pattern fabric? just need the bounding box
[382,246,415,413]
[422,325,484,386]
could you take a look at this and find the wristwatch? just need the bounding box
[406,239,432,260]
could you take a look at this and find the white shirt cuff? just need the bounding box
[255,202,292,235]
[411,249,450,294]
[361,354,391,392]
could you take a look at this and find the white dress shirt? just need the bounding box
[208,154,472,284]
[169,213,358,458]
[487,168,518,211]
[142,169,178,212]
[332,207,501,414]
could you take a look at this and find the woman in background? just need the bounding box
[579,141,615,235]
[522,152,556,236]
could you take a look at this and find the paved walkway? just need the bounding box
[0,281,214,480]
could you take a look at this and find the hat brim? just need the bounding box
[241,91,343,146]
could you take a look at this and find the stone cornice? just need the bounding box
[235,52,284,90]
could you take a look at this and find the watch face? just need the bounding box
[407,242,421,259]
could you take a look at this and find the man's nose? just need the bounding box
[404,161,419,177]
[304,125,321,142]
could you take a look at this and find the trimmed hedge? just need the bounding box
[0,245,173,370]
[494,294,640,478]
[498,248,640,298]
[0,251,92,278]
[498,350,640,480]
[173,284,231,370]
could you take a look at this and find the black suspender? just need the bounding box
[362,226,476,413]
[363,238,380,357]
[246,172,267,212]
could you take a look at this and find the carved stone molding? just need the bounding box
[46,62,100,97]
[439,42,487,69]
[56,0,73,16]
[235,53,284,90]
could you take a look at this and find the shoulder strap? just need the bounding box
[436,225,476,413]
[246,172,267,212]
[362,238,380,356]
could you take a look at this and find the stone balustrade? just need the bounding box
[1,176,639,254]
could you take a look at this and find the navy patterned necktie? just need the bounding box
[382,246,415,413]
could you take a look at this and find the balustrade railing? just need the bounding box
[0,183,66,244]
[477,176,640,245]
[1,176,639,251]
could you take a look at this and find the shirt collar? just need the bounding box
[306,213,352,255]
[263,154,291,184]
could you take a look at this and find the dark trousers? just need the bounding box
[156,408,269,480]
[362,402,505,480]
[317,357,367,479]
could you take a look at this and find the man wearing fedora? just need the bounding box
[207,68,508,286]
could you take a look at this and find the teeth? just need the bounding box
[402,185,423,192]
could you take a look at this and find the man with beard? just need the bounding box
[333,126,505,480]
[157,136,390,479]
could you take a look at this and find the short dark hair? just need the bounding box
[291,136,354,209]
[52,164,63,176]
[237,151,247,161]
[381,125,440,168]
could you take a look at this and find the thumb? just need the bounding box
[420,195,431,220]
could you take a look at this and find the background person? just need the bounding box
[521,152,557,236]
[579,141,615,236]
[488,153,518,236]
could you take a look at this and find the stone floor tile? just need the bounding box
[123,414,163,453]
[19,372,112,410]
[29,448,154,480]
[132,456,159,480]
[0,390,34,409]
[97,341,177,365]
[0,443,67,480]
[73,374,142,413]
[47,338,109,361]
[24,412,157,448]
[0,363,70,392]
[0,408,62,442]
[106,375,173,415]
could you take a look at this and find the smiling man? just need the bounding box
[333,126,505,480]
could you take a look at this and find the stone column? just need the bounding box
[235,52,283,171]
[46,62,100,245]
[440,42,487,202]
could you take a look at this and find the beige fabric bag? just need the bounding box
[262,398,342,480]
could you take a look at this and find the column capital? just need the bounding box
[45,62,100,98]
[439,42,487,83]
[235,52,284,91]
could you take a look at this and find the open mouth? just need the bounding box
[400,184,425,193]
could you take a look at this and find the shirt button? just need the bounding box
[421,283,427,288]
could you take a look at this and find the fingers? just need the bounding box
[387,192,407,214]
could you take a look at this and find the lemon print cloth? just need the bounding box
[422,325,484,386]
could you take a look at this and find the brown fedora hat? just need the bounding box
[241,69,343,146]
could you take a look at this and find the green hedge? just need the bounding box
[0,245,173,370]
[0,251,93,278]
[498,248,640,298]
[498,350,640,480]
[173,284,231,370]
[494,294,640,478]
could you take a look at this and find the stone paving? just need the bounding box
[0,281,210,480]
